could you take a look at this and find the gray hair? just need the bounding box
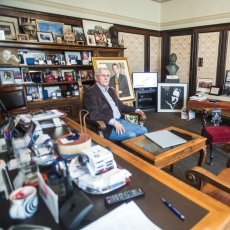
[94,67,110,77]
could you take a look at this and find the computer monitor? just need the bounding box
[132,72,158,89]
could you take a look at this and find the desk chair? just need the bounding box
[186,159,230,207]
[78,80,146,138]
[201,109,230,165]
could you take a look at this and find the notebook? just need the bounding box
[145,130,187,149]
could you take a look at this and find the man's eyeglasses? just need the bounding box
[98,74,110,78]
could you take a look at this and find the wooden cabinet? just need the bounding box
[0,40,125,120]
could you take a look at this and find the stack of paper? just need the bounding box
[189,95,207,101]
[82,201,160,230]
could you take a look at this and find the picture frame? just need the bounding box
[72,26,86,42]
[46,54,64,65]
[26,85,40,100]
[63,32,75,43]
[196,78,213,93]
[12,68,23,84]
[82,51,92,65]
[29,70,43,83]
[0,48,20,65]
[86,35,96,46]
[36,20,64,38]
[0,16,19,40]
[37,31,54,43]
[64,51,81,65]
[0,68,16,85]
[61,69,76,81]
[157,83,187,112]
[21,67,32,83]
[92,57,135,101]
[209,86,221,96]
[30,52,46,64]
[16,33,29,41]
[223,70,230,96]
[82,20,112,46]
[79,70,93,81]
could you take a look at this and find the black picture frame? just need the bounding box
[209,86,221,96]
[157,83,187,112]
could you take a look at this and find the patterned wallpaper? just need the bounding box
[118,32,145,74]
[197,32,220,84]
[170,35,191,84]
[225,31,230,75]
[150,36,161,82]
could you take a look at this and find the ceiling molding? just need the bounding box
[161,12,230,29]
[151,0,173,3]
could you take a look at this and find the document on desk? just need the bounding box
[81,201,160,230]
[145,130,187,149]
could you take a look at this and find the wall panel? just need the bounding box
[197,32,220,84]
[119,32,145,74]
[150,36,161,81]
[170,35,191,84]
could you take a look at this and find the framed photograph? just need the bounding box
[64,32,75,43]
[29,70,43,83]
[56,36,62,44]
[72,26,86,42]
[209,86,221,96]
[196,78,213,93]
[12,68,23,84]
[82,20,112,46]
[0,68,15,85]
[0,22,16,40]
[82,51,92,65]
[21,67,32,83]
[0,16,19,40]
[16,33,29,41]
[26,85,40,100]
[0,30,5,40]
[157,83,187,112]
[223,70,230,96]
[61,69,75,82]
[64,51,81,65]
[79,70,93,81]
[46,54,64,65]
[37,31,54,43]
[0,48,20,65]
[92,57,135,101]
[36,20,64,38]
[30,52,46,64]
[86,35,96,46]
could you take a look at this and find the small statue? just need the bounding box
[109,26,119,47]
[165,53,179,75]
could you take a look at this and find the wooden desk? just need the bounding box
[122,126,207,169]
[187,99,230,118]
[1,118,230,229]
[64,118,230,229]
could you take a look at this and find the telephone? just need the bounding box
[59,190,93,230]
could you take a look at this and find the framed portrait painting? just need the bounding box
[92,57,135,101]
[157,83,187,112]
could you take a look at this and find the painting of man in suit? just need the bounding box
[109,63,131,98]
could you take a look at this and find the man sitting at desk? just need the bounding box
[83,67,147,141]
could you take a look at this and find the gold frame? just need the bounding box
[16,33,29,41]
[92,57,135,101]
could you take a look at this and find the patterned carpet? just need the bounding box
[143,111,230,184]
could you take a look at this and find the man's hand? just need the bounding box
[135,109,146,120]
[114,120,125,134]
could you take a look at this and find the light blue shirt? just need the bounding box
[96,83,121,125]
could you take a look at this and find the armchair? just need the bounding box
[78,80,146,138]
[201,109,230,165]
[186,159,230,207]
